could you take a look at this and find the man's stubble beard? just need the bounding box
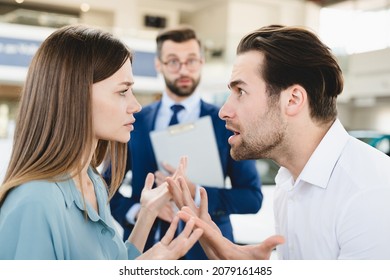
[164,76,200,97]
[230,105,286,161]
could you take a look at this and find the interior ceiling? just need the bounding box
[0,0,79,16]
[0,0,386,28]
[0,0,80,27]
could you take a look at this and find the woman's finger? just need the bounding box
[160,215,179,245]
[173,156,188,180]
[143,173,155,191]
[199,187,209,219]
[177,177,194,207]
[179,217,196,238]
[167,177,184,208]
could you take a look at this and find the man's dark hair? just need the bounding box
[237,25,344,123]
[156,26,202,58]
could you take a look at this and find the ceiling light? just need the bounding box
[80,3,90,13]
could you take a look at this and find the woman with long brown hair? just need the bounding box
[0,25,202,260]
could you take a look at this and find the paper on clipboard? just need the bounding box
[150,115,224,188]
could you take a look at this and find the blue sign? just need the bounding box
[0,36,41,67]
[132,51,157,77]
[0,36,157,77]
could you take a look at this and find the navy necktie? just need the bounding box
[154,104,185,244]
[168,104,185,126]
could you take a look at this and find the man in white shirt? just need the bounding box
[173,24,390,259]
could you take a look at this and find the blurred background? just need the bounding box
[1,0,390,247]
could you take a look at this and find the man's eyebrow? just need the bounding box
[165,54,179,59]
[228,79,246,89]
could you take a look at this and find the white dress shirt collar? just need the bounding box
[154,91,201,131]
[275,119,350,190]
[161,90,201,112]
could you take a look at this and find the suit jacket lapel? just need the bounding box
[199,100,213,117]
[144,101,162,131]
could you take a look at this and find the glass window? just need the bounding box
[319,7,390,55]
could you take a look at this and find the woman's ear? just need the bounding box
[283,85,307,117]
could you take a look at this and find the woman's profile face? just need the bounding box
[91,59,142,143]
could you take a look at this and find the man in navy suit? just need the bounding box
[105,26,262,259]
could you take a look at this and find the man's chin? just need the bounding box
[230,148,244,161]
[230,147,258,161]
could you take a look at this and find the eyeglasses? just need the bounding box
[161,58,202,73]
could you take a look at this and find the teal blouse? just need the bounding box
[0,167,141,260]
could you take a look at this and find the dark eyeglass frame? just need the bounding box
[161,58,203,72]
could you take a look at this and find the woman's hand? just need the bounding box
[139,173,171,217]
[129,172,171,252]
[129,156,195,253]
[137,216,203,260]
[167,176,219,232]
[155,157,197,198]
[140,156,189,215]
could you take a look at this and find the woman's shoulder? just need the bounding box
[5,180,66,209]
[0,180,69,232]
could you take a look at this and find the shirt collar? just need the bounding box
[276,119,350,190]
[55,176,74,208]
[161,90,201,113]
[55,167,103,222]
